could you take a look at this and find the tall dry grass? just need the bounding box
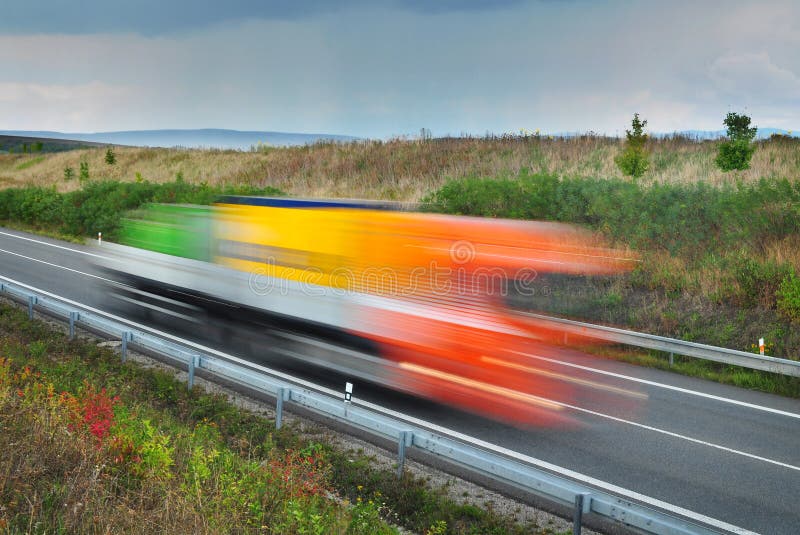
[1,135,798,201]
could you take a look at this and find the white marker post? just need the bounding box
[759,338,765,356]
[98,232,102,245]
[344,382,353,403]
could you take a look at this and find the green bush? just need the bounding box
[0,186,63,226]
[79,161,90,181]
[777,270,800,322]
[716,112,757,171]
[0,180,285,240]
[730,256,792,308]
[615,113,649,178]
[716,139,755,171]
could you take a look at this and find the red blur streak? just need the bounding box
[350,214,640,427]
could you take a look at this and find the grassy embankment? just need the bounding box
[1,134,799,199]
[0,304,552,534]
[0,134,798,393]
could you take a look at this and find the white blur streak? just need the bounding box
[397,361,563,411]
[481,356,649,399]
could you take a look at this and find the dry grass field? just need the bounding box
[1,134,798,200]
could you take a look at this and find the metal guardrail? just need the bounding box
[525,312,800,377]
[0,275,757,535]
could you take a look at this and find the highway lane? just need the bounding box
[1,227,798,534]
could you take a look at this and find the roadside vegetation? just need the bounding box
[0,304,554,534]
[0,179,283,242]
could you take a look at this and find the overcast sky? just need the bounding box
[1,0,798,138]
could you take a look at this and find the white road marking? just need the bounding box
[482,355,649,398]
[513,350,800,420]
[397,361,564,410]
[0,247,116,283]
[560,398,800,472]
[0,229,111,259]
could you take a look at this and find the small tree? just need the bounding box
[105,147,116,165]
[79,161,90,181]
[64,167,75,181]
[615,113,649,178]
[715,112,757,171]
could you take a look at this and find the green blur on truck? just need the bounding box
[119,204,213,262]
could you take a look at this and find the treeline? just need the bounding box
[0,179,283,241]
[0,135,103,154]
[0,141,44,154]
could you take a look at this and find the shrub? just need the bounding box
[716,112,757,171]
[0,180,286,240]
[79,161,90,181]
[731,256,791,309]
[63,167,75,181]
[777,270,800,322]
[105,147,116,165]
[615,113,649,178]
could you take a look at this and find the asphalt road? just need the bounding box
[1,227,798,534]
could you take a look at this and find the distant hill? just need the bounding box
[0,129,360,150]
[0,134,107,154]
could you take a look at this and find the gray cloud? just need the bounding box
[709,53,800,103]
[2,0,526,36]
[0,0,797,136]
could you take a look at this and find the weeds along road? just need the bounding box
[0,226,798,535]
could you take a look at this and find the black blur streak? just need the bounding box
[107,273,516,436]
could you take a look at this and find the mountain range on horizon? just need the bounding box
[0,127,797,151]
[0,128,361,150]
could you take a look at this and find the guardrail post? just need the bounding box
[69,311,78,340]
[573,492,591,535]
[669,352,674,367]
[397,430,412,478]
[276,387,287,430]
[188,355,199,390]
[121,331,132,362]
[27,295,37,320]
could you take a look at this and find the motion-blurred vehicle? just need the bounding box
[97,196,641,426]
